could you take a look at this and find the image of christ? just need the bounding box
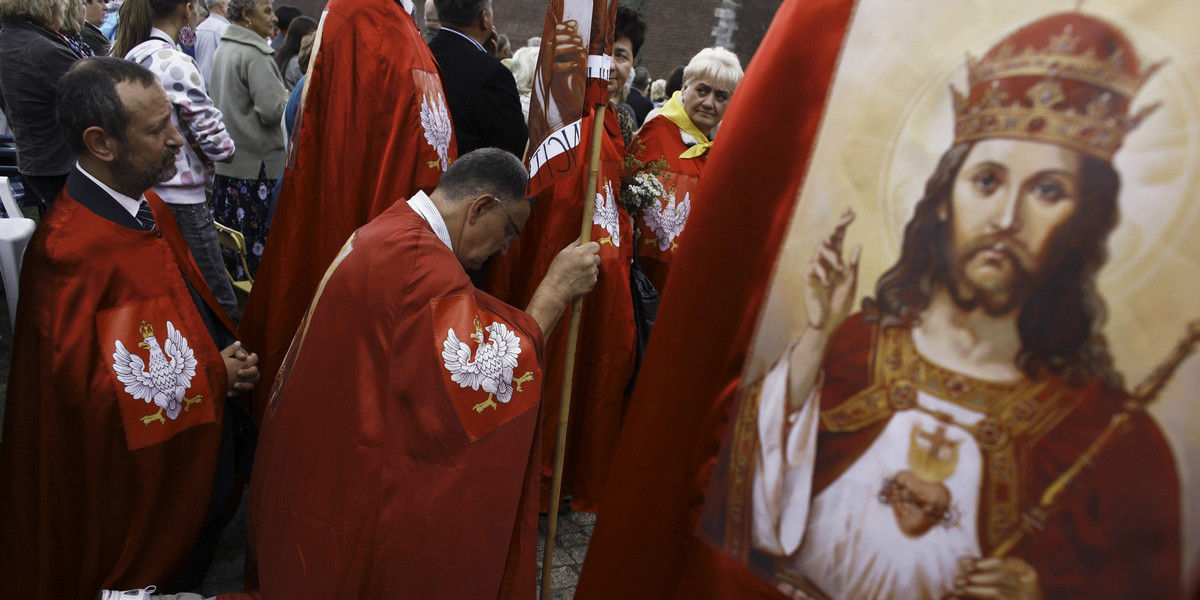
[707,11,1186,600]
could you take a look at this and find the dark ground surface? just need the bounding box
[195,492,595,598]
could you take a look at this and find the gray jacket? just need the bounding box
[209,23,286,180]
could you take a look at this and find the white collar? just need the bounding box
[76,163,146,217]
[407,190,453,250]
[149,27,174,46]
[442,26,486,52]
[397,0,414,15]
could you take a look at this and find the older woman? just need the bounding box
[209,0,284,278]
[0,0,86,210]
[632,46,742,294]
[507,45,537,122]
[116,0,240,317]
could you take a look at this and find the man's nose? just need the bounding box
[167,127,185,148]
[991,187,1022,232]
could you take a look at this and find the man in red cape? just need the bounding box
[577,2,1185,600]
[0,57,259,599]
[239,0,457,422]
[487,3,644,514]
[249,149,601,598]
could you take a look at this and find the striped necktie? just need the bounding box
[135,200,156,231]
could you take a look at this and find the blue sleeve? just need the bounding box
[284,76,304,139]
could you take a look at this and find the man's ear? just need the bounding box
[81,126,118,164]
[477,5,492,33]
[466,194,495,225]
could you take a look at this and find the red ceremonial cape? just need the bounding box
[249,199,544,599]
[632,114,707,294]
[573,0,854,596]
[239,0,457,423]
[487,105,636,512]
[0,188,236,598]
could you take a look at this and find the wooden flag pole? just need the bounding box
[541,103,609,598]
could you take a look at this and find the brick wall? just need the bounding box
[278,0,781,86]
[492,0,782,83]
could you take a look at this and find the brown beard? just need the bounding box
[110,148,179,197]
[946,233,1041,316]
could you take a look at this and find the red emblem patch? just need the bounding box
[97,295,217,450]
[432,294,543,441]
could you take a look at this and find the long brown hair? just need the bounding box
[111,0,190,59]
[274,15,316,73]
[863,142,1124,389]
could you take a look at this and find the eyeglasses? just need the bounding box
[495,199,523,243]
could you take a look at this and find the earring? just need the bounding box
[179,25,196,46]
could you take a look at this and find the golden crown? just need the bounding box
[139,321,155,339]
[951,13,1164,161]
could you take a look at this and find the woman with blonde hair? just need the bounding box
[632,46,743,294]
[0,0,87,209]
[507,45,538,122]
[115,0,241,317]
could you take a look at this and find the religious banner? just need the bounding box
[576,0,1200,599]
[525,0,619,195]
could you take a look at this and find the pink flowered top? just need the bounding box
[125,29,236,205]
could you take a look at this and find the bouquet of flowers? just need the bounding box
[620,139,670,213]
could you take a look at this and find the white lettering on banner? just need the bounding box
[529,118,583,181]
[587,55,612,81]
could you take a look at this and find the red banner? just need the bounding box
[525,0,618,196]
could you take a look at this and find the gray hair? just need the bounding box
[226,0,256,23]
[508,46,538,95]
[632,67,650,91]
[205,0,227,9]
[683,47,744,91]
[432,0,488,28]
[438,148,529,207]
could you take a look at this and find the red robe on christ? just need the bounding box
[249,198,544,599]
[699,313,1182,599]
[632,113,707,295]
[239,0,457,423]
[487,105,637,512]
[0,180,237,599]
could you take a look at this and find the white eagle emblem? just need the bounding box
[420,91,452,171]
[441,317,535,414]
[643,190,691,252]
[593,180,621,247]
[112,321,202,425]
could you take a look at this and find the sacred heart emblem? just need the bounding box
[878,422,961,537]
[881,470,953,538]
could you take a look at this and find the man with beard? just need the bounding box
[0,57,261,598]
[743,12,1180,600]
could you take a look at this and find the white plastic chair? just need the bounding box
[0,176,36,326]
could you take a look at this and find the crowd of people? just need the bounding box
[0,0,743,598]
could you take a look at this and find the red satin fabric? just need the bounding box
[249,200,544,599]
[631,114,707,295]
[573,0,856,596]
[240,0,457,424]
[0,191,235,599]
[487,106,636,513]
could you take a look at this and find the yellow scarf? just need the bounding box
[659,91,713,159]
